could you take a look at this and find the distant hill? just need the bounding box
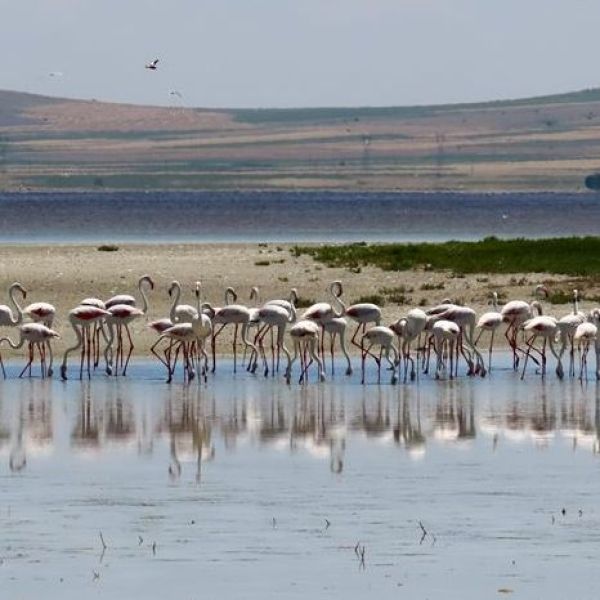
[2,87,600,191]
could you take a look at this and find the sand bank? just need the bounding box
[0,242,585,358]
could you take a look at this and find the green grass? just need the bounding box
[292,237,600,276]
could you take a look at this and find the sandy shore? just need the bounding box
[0,242,589,360]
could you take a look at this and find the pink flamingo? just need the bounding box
[287,320,325,384]
[60,305,111,380]
[80,297,107,368]
[104,305,146,376]
[322,317,353,376]
[501,285,547,369]
[519,316,563,380]
[360,326,399,385]
[0,323,59,378]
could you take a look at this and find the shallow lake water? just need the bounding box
[1,190,600,243]
[1,354,600,599]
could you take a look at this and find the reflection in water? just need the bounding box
[2,371,600,473]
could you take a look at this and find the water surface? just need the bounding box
[1,355,599,599]
[1,191,600,243]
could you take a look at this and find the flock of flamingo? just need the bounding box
[0,276,599,384]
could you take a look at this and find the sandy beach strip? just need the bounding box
[0,242,585,358]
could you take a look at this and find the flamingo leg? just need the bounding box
[122,324,134,376]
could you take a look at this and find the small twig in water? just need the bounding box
[99,531,107,550]
[354,541,361,557]
[272,517,277,529]
[418,521,428,544]
[93,570,100,581]
[359,545,366,569]
[324,519,331,531]
[152,541,157,556]
[138,535,144,546]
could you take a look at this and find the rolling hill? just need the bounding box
[2,88,600,191]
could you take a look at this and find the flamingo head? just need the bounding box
[329,280,343,298]
[250,286,259,301]
[195,281,201,298]
[168,281,178,297]
[141,275,155,290]
[290,288,298,305]
[534,284,549,298]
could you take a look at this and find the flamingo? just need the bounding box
[501,284,547,369]
[344,287,382,354]
[60,305,111,380]
[0,324,59,378]
[202,288,256,373]
[287,320,325,384]
[432,319,460,379]
[360,326,399,385]
[169,280,199,323]
[390,308,427,382]
[302,281,345,368]
[475,292,504,371]
[251,303,295,377]
[261,287,298,371]
[519,316,563,380]
[104,275,154,374]
[322,317,353,376]
[573,318,598,381]
[80,297,107,368]
[0,282,27,378]
[557,289,586,377]
[244,286,262,367]
[433,305,486,377]
[104,305,146,376]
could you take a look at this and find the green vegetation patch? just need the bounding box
[292,237,600,276]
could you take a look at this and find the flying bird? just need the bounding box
[145,59,159,70]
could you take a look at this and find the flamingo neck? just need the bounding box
[225,288,236,305]
[139,279,150,314]
[0,334,21,349]
[288,303,297,323]
[169,282,181,322]
[573,290,579,315]
[531,300,543,316]
[8,284,24,326]
[329,284,345,317]
[492,293,499,312]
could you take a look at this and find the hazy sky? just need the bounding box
[1,0,598,108]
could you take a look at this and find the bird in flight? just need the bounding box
[145,59,159,70]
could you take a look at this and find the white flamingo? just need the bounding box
[60,305,111,380]
[302,281,346,368]
[360,326,399,385]
[202,288,257,373]
[251,303,295,377]
[475,292,503,371]
[156,312,212,383]
[573,317,598,381]
[80,296,107,368]
[287,320,325,384]
[434,305,486,377]
[169,280,199,323]
[390,308,427,382]
[0,282,27,378]
[432,319,460,379]
[557,289,586,377]
[0,324,59,378]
